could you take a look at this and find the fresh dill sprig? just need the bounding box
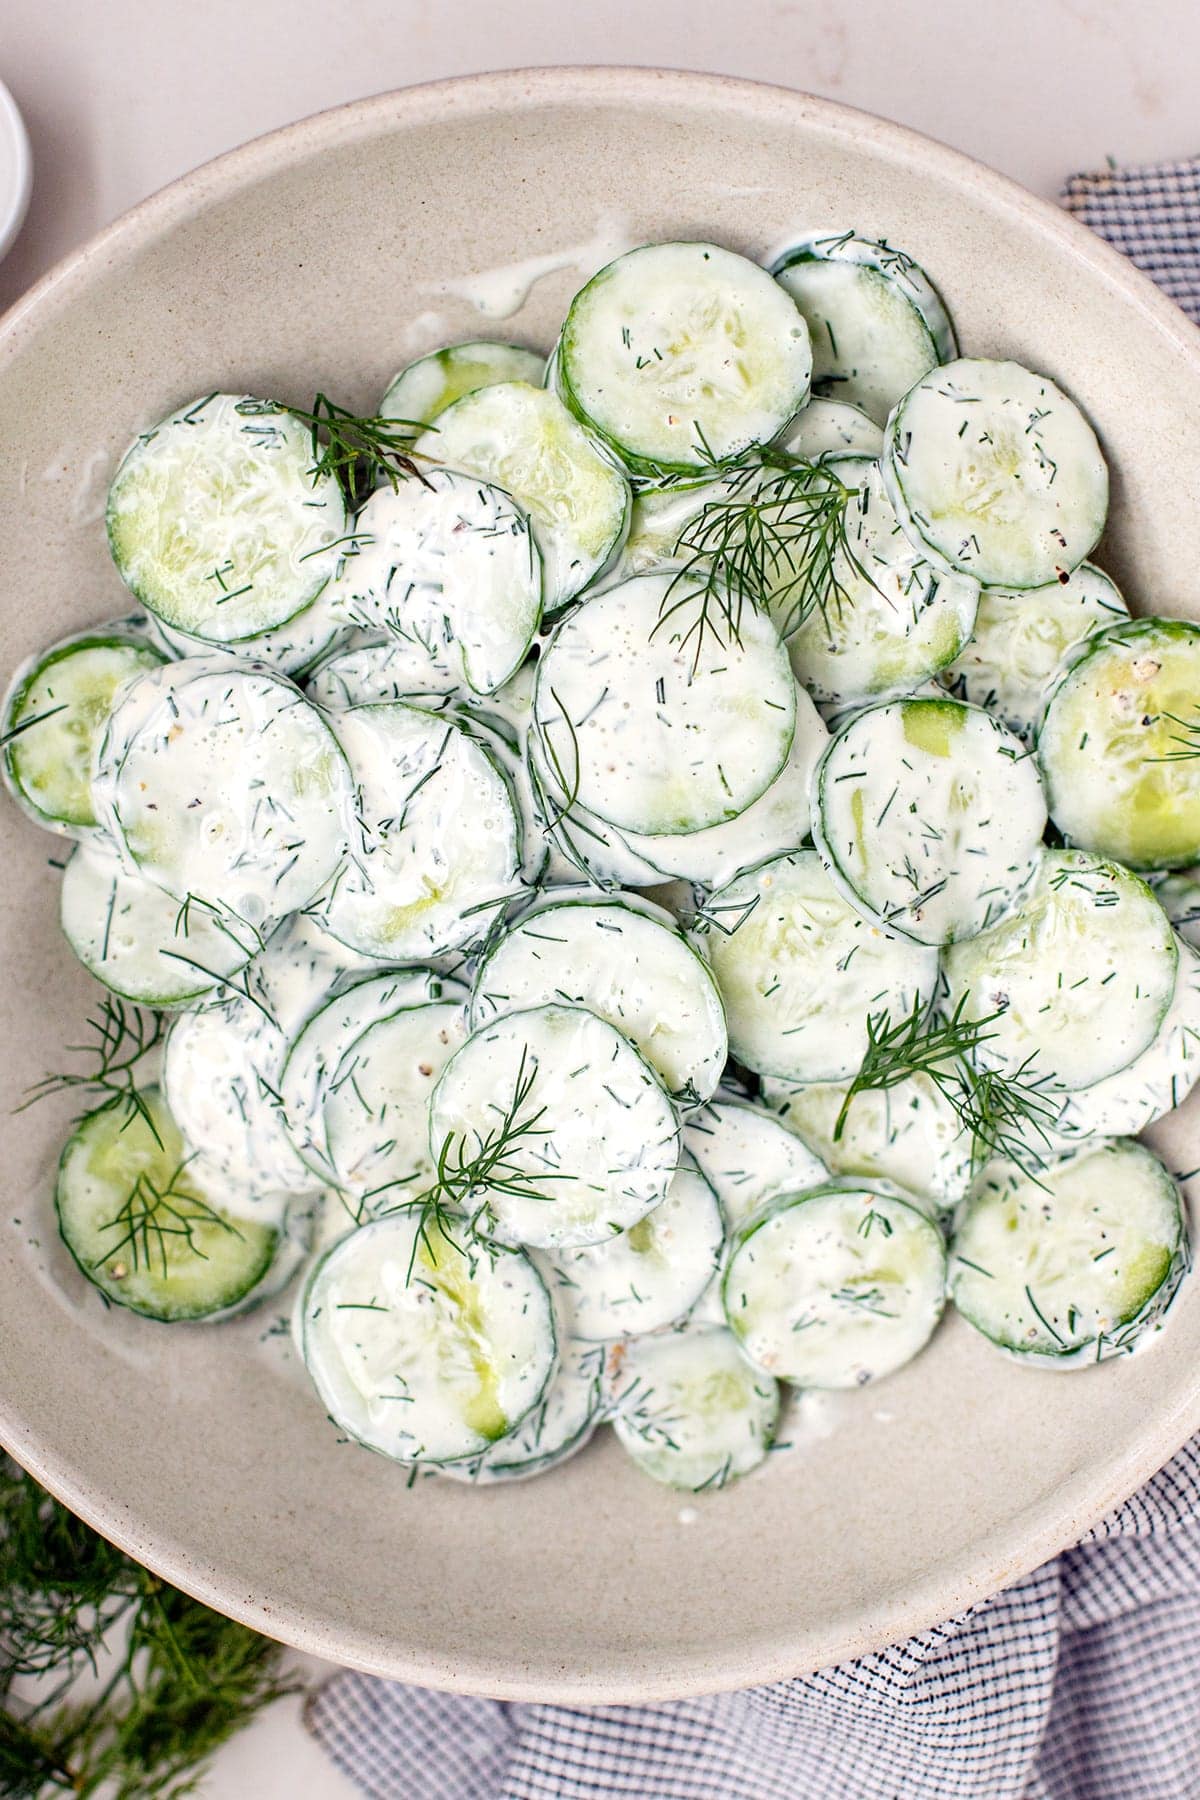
[381,1046,568,1278]
[0,1455,295,1799]
[834,995,1059,1176]
[281,393,432,502]
[651,452,876,675]
[94,1159,238,1283]
[19,999,166,1148]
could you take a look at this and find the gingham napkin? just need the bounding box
[305,157,1200,1800]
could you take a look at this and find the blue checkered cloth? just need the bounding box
[306,157,1200,1800]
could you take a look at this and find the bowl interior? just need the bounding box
[2,68,1200,1702]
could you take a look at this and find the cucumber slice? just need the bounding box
[812,696,1047,946]
[772,231,955,425]
[62,842,261,1008]
[776,397,883,460]
[941,848,1178,1091]
[413,382,630,611]
[470,891,727,1107]
[3,631,164,833]
[882,359,1108,589]
[305,630,461,711]
[163,995,319,1196]
[723,1183,946,1388]
[56,1090,279,1322]
[96,660,352,925]
[323,998,468,1208]
[762,1074,972,1212]
[682,1093,828,1234]
[1158,869,1200,950]
[533,572,795,836]
[942,562,1127,742]
[325,469,542,695]
[607,1325,780,1491]
[315,702,522,961]
[615,683,828,887]
[306,641,551,882]
[280,968,453,1183]
[1038,618,1200,870]
[702,849,939,1082]
[526,732,674,891]
[429,1003,680,1250]
[144,582,342,678]
[381,341,545,427]
[438,1339,606,1484]
[546,1161,724,1340]
[106,394,348,643]
[1048,940,1200,1140]
[555,242,812,476]
[951,1142,1188,1364]
[784,458,979,706]
[300,1213,556,1465]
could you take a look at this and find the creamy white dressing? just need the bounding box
[427,214,637,320]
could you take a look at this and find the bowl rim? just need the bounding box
[3,64,1200,1702]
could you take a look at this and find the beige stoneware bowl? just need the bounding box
[2,67,1200,1703]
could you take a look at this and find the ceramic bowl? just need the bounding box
[2,67,1200,1703]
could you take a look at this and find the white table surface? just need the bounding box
[1,2,1196,1792]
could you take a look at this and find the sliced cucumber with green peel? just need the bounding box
[533,572,795,836]
[438,1339,606,1483]
[61,843,260,1007]
[1038,617,1200,870]
[764,1073,972,1211]
[56,1090,280,1322]
[381,341,545,428]
[941,848,1178,1091]
[1048,940,1200,1141]
[546,1160,724,1340]
[429,1003,680,1250]
[107,394,348,643]
[951,1142,1188,1364]
[323,998,468,1209]
[96,659,352,925]
[776,397,883,460]
[414,381,630,611]
[812,696,1047,946]
[300,1213,557,1465]
[723,1183,946,1388]
[470,890,727,1107]
[772,231,955,425]
[942,562,1127,742]
[325,469,542,695]
[555,242,812,476]
[682,1093,828,1235]
[616,683,827,887]
[315,702,522,962]
[784,457,979,706]
[702,849,939,1082]
[3,631,163,833]
[607,1325,780,1491]
[280,967,454,1183]
[882,359,1108,588]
